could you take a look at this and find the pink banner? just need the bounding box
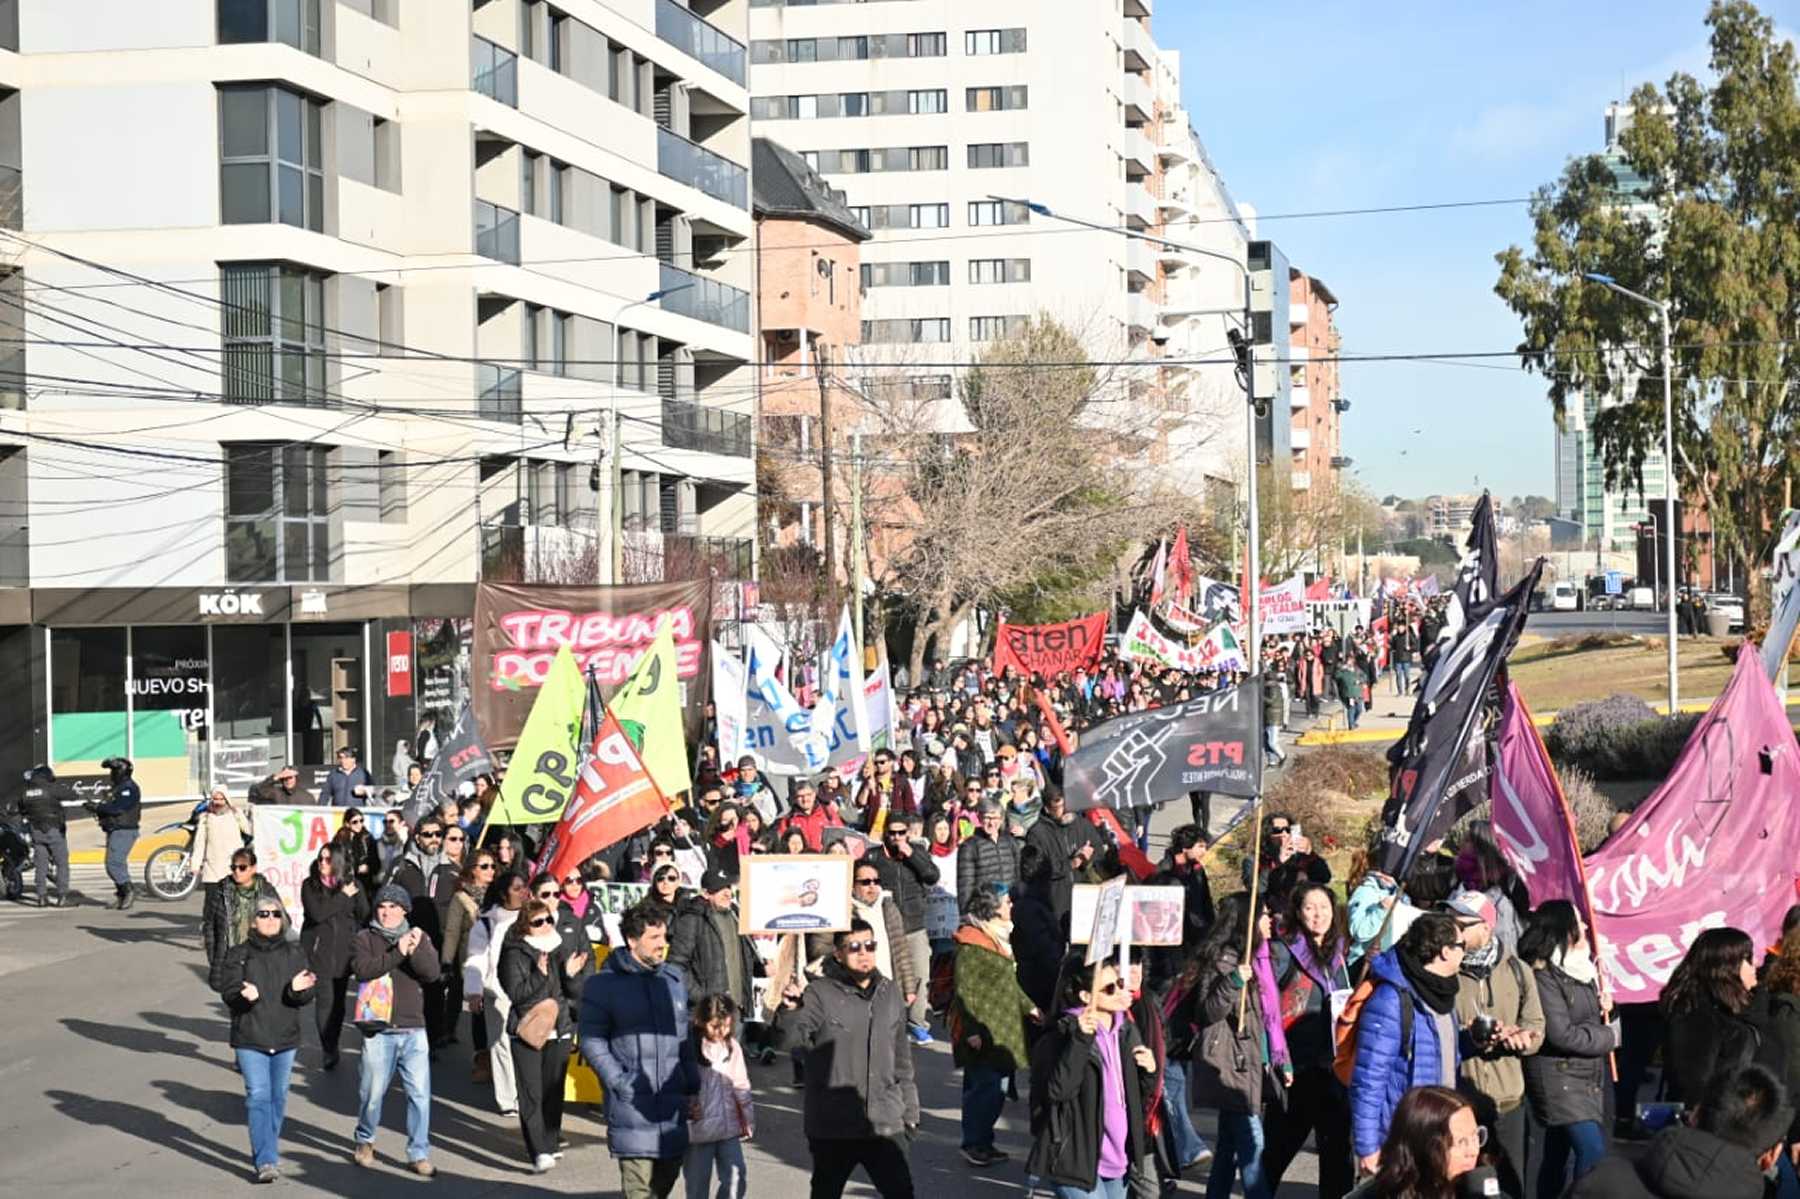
[1493,650,1800,1001]
[1491,685,1589,916]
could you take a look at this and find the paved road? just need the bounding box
[2,812,1323,1198]
[1529,608,1666,635]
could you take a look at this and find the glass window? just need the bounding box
[219,85,325,232]
[132,627,210,798]
[224,441,332,583]
[908,32,946,57]
[908,146,946,171]
[521,151,538,216]
[795,94,819,120]
[911,203,949,228]
[218,0,321,55]
[908,89,946,114]
[221,262,327,407]
[211,625,286,785]
[50,628,128,771]
[841,93,868,117]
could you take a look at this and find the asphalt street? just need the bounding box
[1,809,1324,1198]
[1528,608,1666,636]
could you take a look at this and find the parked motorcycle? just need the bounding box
[142,799,209,902]
[0,815,30,902]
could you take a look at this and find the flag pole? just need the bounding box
[1238,803,1264,1025]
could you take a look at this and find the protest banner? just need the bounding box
[1306,598,1372,639]
[1194,576,1242,624]
[254,805,393,921]
[488,645,586,825]
[607,620,689,800]
[711,643,748,764]
[1069,884,1186,946]
[400,701,491,827]
[1198,622,1247,671]
[1261,575,1309,634]
[1763,509,1800,690]
[1064,678,1262,810]
[472,580,711,751]
[1163,601,1206,632]
[739,854,854,934]
[743,624,849,775]
[535,710,672,883]
[991,611,1108,677]
[814,608,871,756]
[1119,609,1206,672]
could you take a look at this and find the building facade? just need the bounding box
[1287,269,1345,493]
[0,0,756,797]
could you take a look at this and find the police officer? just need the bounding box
[17,765,74,907]
[86,756,141,910]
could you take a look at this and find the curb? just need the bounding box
[69,831,185,866]
[1294,692,1798,747]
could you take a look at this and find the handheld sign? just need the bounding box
[1086,874,1128,967]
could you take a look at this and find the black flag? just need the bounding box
[1064,678,1263,811]
[401,701,493,827]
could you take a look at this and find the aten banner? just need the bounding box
[473,581,711,752]
[992,612,1108,678]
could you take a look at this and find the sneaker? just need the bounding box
[533,1154,555,1174]
[983,1146,1011,1165]
[409,1159,436,1178]
[1181,1148,1214,1174]
[757,1045,776,1066]
[908,1022,933,1045]
[352,1143,375,1168]
[961,1146,994,1168]
[255,1164,278,1184]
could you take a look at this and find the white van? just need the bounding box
[1628,586,1657,610]
[1551,581,1579,611]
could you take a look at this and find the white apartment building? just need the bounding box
[0,0,756,797]
[745,0,1248,485]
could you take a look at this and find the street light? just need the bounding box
[993,195,1264,670]
[1585,271,1678,714]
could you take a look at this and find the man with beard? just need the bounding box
[386,818,454,1047]
[774,919,920,1198]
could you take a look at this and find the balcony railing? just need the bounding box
[663,397,752,458]
[0,164,21,231]
[656,127,748,209]
[654,0,746,86]
[478,364,522,423]
[472,35,518,107]
[481,521,599,583]
[474,199,520,264]
[664,534,753,580]
[658,261,750,333]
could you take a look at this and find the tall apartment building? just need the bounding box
[0,0,756,797]
[1287,268,1346,493]
[744,0,1245,481]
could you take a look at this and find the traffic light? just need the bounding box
[1247,240,1292,472]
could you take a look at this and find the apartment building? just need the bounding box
[1287,268,1346,493]
[0,0,756,796]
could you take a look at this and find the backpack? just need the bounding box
[1332,977,1412,1087]
[927,950,955,1013]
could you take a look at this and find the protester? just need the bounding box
[218,896,315,1183]
[731,756,780,826]
[1145,823,1217,995]
[868,815,942,1042]
[1123,954,1179,1198]
[249,764,312,807]
[440,852,491,1067]
[320,746,374,806]
[467,871,529,1117]
[206,848,278,991]
[1660,926,1760,1104]
[532,870,594,1028]
[1024,787,1101,929]
[1243,812,1331,909]
[956,802,1021,911]
[1360,1085,1483,1199]
[775,781,842,853]
[1519,898,1617,1195]
[1025,949,1156,1199]
[350,884,442,1176]
[1189,892,1286,1199]
[332,808,381,891]
[299,843,367,1070]
[949,884,1039,1168]
[1010,844,1068,1019]
[668,869,759,1019]
[1265,882,1355,1199]
[499,897,586,1172]
[685,994,755,1199]
[773,919,920,1199]
[1453,822,1526,957]
[1750,922,1800,1193]
[580,903,700,1199]
[1350,912,1464,1174]
[191,787,251,903]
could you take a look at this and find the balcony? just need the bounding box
[1124,183,1156,229]
[1291,426,1311,451]
[478,364,521,424]
[1158,188,1193,220]
[1121,75,1151,125]
[1125,238,1154,284]
[663,534,753,580]
[1154,236,1189,268]
[1125,291,1156,333]
[1122,128,1154,178]
[658,261,750,333]
[472,36,517,107]
[1120,18,1154,71]
[474,199,520,264]
[657,127,748,209]
[481,522,598,583]
[663,396,753,457]
[655,0,746,87]
[1158,131,1192,165]
[1290,385,1309,410]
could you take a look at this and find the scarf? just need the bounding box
[1461,934,1501,978]
[403,839,446,879]
[525,930,563,954]
[1289,931,1348,989]
[1557,944,1599,985]
[976,916,1015,959]
[230,878,261,944]
[369,914,411,945]
[1252,941,1291,1067]
[1397,942,1461,1015]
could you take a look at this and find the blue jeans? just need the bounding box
[1160,1056,1212,1168]
[1206,1110,1271,1199]
[1537,1119,1606,1198]
[1344,696,1363,729]
[1393,660,1412,694]
[684,1137,747,1199]
[1053,1178,1127,1199]
[962,1063,1007,1150]
[1263,724,1284,763]
[235,1047,295,1169]
[105,828,136,889]
[356,1028,431,1162]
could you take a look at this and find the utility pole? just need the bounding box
[851,431,865,653]
[609,408,623,584]
[818,346,836,614]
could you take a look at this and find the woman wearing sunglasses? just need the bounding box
[443,852,495,1081]
[466,871,529,1117]
[499,897,589,1172]
[219,897,316,1183]
[300,843,368,1070]
[332,808,380,891]
[206,848,277,992]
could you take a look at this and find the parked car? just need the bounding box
[1551,581,1579,612]
[1589,592,1616,612]
[1707,592,1746,633]
[1628,585,1657,610]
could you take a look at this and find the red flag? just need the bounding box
[1033,689,1074,756]
[1148,538,1168,607]
[535,710,672,882]
[1304,575,1332,601]
[1085,809,1155,881]
[1169,526,1194,605]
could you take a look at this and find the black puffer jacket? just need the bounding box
[1663,995,1760,1105]
[1749,989,1800,1141]
[1026,1011,1153,1189]
[204,876,281,991]
[868,842,940,933]
[219,928,316,1052]
[771,957,919,1140]
[498,935,577,1039]
[300,877,369,980]
[667,894,758,1014]
[1570,1125,1770,1199]
[1524,961,1617,1126]
[956,829,1021,910]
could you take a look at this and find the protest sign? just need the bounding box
[711,644,747,764]
[1261,575,1309,634]
[739,854,854,934]
[1086,875,1129,966]
[1119,609,1206,672]
[254,805,394,921]
[1069,884,1186,946]
[1065,679,1262,810]
[992,611,1108,677]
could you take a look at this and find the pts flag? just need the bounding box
[991,612,1107,677]
[536,710,672,882]
[1063,678,1263,812]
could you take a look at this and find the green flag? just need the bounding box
[488,644,586,825]
[608,619,690,800]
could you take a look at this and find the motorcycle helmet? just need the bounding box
[23,763,53,783]
[101,756,134,778]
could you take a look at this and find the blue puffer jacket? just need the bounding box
[1349,949,1454,1158]
[578,949,702,1160]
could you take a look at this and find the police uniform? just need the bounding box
[91,760,142,907]
[17,768,74,906]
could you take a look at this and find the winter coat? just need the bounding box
[771,956,919,1140]
[1349,949,1455,1158]
[1025,1011,1153,1189]
[688,1035,755,1144]
[1144,854,1217,995]
[1190,944,1270,1114]
[775,802,842,852]
[578,947,701,1159]
[219,929,315,1052]
[1453,951,1544,1112]
[1662,996,1760,1105]
[384,849,445,947]
[299,876,369,980]
[1748,989,1800,1141]
[1523,961,1618,1126]
[464,906,522,1005]
[956,828,1021,910]
[1570,1125,1770,1199]
[190,806,250,884]
[667,894,759,1014]
[552,904,593,1024]
[1271,935,1353,1070]
[320,765,373,807]
[868,841,940,933]
[805,891,916,1001]
[332,828,381,889]
[349,925,442,1031]
[440,885,480,973]
[497,936,576,1040]
[1025,814,1100,927]
[1011,885,1066,1011]
[949,924,1036,1073]
[204,876,280,991]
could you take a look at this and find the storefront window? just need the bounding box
[50,628,127,772]
[212,624,287,791]
[132,627,209,798]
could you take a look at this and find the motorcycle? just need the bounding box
[0,815,30,902]
[142,799,209,902]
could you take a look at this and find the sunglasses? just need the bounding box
[528,916,554,928]
[417,832,442,840]
[349,819,364,827]
[444,834,465,842]
[232,863,254,873]
[842,939,877,953]
[1093,982,1124,996]
[855,877,881,887]
[535,890,556,900]
[654,871,680,883]
[254,909,283,919]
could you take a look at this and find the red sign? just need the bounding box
[386,631,413,698]
[991,612,1107,678]
[535,711,672,880]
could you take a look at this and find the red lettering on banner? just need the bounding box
[490,639,705,691]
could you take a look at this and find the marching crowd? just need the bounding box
[14,609,1800,1199]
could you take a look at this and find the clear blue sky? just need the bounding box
[1161,1,1750,503]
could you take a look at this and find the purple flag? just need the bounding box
[1491,684,1588,913]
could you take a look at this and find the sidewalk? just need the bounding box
[65,802,192,866]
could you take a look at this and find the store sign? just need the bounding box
[197,590,272,618]
[386,631,413,698]
[299,589,328,616]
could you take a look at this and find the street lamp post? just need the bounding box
[997,196,1262,669]
[1584,273,1678,714]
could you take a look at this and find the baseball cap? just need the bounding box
[701,869,733,894]
[1445,889,1497,931]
